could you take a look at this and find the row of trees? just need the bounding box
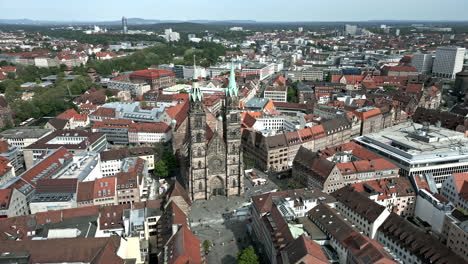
[0,66,99,124]
[84,40,229,76]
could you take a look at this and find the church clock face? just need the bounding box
[209,157,224,173]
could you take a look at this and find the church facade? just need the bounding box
[181,63,244,201]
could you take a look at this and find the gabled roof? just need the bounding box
[18,147,73,189]
[165,225,202,264]
[0,188,13,210]
[380,213,466,264]
[0,236,124,264]
[128,122,171,133]
[167,180,192,206]
[332,186,387,222]
[47,118,69,130]
[90,107,116,118]
[165,101,189,129]
[283,235,329,264]
[77,181,95,202]
[452,173,468,200]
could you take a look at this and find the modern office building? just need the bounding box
[432,46,466,79]
[23,130,107,170]
[345,24,358,36]
[355,122,468,186]
[411,53,434,74]
[263,86,287,102]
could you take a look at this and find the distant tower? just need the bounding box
[122,16,128,34]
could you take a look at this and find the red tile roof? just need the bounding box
[99,204,130,230]
[56,109,80,120]
[92,119,133,129]
[0,156,12,178]
[91,107,116,118]
[165,225,202,264]
[130,69,175,80]
[0,188,13,210]
[35,179,78,193]
[128,122,171,133]
[352,178,415,201]
[0,236,124,263]
[452,173,468,200]
[353,108,382,121]
[96,52,116,57]
[77,181,95,203]
[332,75,365,85]
[93,177,116,200]
[165,101,189,129]
[19,147,73,188]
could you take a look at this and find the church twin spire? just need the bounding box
[190,59,238,102]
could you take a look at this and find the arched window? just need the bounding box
[199,181,203,191]
[196,133,202,142]
[197,148,202,157]
[232,179,237,188]
[195,117,202,128]
[232,144,236,153]
[198,161,202,169]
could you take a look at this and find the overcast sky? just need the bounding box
[1,0,467,21]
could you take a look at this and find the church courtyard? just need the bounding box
[189,170,279,264]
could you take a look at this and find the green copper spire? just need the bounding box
[190,56,202,102]
[227,62,238,97]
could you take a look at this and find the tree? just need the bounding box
[325,72,332,82]
[162,151,177,170]
[237,246,259,264]
[154,160,169,178]
[287,86,298,103]
[202,240,212,255]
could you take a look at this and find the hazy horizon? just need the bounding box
[1,0,468,22]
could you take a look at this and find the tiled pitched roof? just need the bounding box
[19,147,73,188]
[332,186,387,222]
[77,181,95,202]
[90,107,116,118]
[47,118,69,130]
[93,177,116,200]
[283,235,329,264]
[130,69,175,80]
[0,236,124,264]
[452,173,468,200]
[128,122,171,133]
[164,225,202,264]
[380,213,466,264]
[0,188,13,210]
[167,180,192,206]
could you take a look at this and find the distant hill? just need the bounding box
[0,18,257,26]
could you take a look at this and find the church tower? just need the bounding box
[223,62,244,196]
[188,61,207,200]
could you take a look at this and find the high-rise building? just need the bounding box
[412,53,434,74]
[345,24,358,36]
[122,16,128,34]
[432,46,466,79]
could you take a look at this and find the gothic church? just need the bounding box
[181,63,244,200]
